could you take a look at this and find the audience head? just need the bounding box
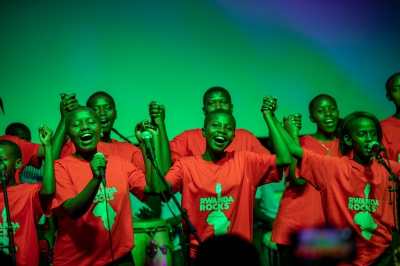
[195,234,261,266]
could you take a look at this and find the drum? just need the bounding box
[132,218,172,266]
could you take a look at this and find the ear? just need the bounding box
[15,158,22,169]
[386,93,392,102]
[100,129,104,137]
[202,128,206,137]
[309,115,315,124]
[114,109,118,120]
[344,135,352,146]
[202,107,207,116]
[230,104,234,114]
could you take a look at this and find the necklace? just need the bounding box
[313,134,336,156]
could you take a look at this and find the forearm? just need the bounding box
[157,122,172,175]
[40,146,55,196]
[51,117,67,161]
[271,116,304,160]
[62,177,100,220]
[264,114,291,166]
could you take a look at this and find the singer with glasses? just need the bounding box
[0,125,55,266]
[50,106,159,266]
[270,106,400,265]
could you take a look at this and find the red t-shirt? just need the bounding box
[0,135,41,183]
[165,150,281,259]
[61,139,145,172]
[272,135,340,245]
[381,116,400,161]
[300,149,398,266]
[169,128,270,162]
[51,155,148,265]
[0,183,46,266]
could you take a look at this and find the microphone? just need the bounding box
[94,152,106,186]
[367,141,386,153]
[0,159,6,171]
[140,131,156,163]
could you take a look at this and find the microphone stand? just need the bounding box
[145,152,202,266]
[376,153,400,227]
[0,168,16,266]
[111,128,133,143]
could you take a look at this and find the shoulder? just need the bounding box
[0,135,40,147]
[234,128,256,136]
[111,140,140,150]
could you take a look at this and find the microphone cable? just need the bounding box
[101,183,116,266]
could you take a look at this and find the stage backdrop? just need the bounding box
[1,0,399,144]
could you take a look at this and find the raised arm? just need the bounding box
[261,98,304,160]
[38,125,55,198]
[283,114,307,185]
[149,101,172,174]
[261,96,292,167]
[61,155,104,220]
[134,120,162,194]
[38,93,79,161]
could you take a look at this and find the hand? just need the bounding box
[149,101,166,127]
[284,114,301,138]
[135,119,159,143]
[60,93,80,118]
[90,154,107,179]
[261,96,278,117]
[38,125,53,147]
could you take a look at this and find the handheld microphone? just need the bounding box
[367,141,386,153]
[140,131,156,162]
[0,159,6,171]
[94,152,106,186]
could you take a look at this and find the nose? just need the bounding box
[215,101,222,109]
[324,108,332,116]
[80,123,90,130]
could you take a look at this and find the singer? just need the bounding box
[151,96,292,263]
[381,72,400,161]
[0,125,55,266]
[50,106,158,266]
[278,109,400,265]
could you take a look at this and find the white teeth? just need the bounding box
[215,136,226,141]
[82,133,92,137]
[325,119,333,123]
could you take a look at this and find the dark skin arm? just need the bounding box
[283,114,307,185]
[61,155,104,220]
[254,198,274,228]
[38,125,57,249]
[134,120,160,194]
[149,101,172,175]
[38,93,79,161]
[261,99,304,160]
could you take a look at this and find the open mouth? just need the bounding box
[324,119,335,127]
[213,136,227,146]
[80,133,94,145]
[100,119,109,128]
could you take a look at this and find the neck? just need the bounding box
[202,149,226,162]
[73,148,98,161]
[393,109,400,119]
[352,153,373,166]
[101,132,112,143]
[313,131,335,142]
